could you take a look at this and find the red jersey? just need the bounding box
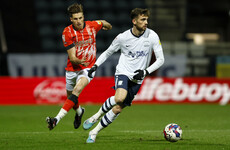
[62,21,103,71]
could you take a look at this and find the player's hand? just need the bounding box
[133,69,149,80]
[88,65,98,78]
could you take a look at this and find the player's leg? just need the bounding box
[83,96,116,130]
[83,75,128,130]
[86,88,127,143]
[46,71,77,130]
[72,68,93,129]
[47,89,80,130]
[72,76,89,129]
[87,104,125,143]
[86,79,142,143]
[98,86,128,116]
[47,70,90,130]
[54,90,72,124]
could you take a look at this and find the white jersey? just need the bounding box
[95,28,164,84]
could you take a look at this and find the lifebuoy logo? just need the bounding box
[135,78,230,105]
[34,79,67,104]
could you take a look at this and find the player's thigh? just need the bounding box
[72,77,89,96]
[114,88,128,104]
[72,68,92,95]
[123,82,141,106]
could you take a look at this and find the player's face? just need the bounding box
[133,14,148,32]
[71,12,84,30]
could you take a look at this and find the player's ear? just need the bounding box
[132,18,136,25]
[70,17,73,22]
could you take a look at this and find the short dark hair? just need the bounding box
[130,8,150,20]
[67,3,84,17]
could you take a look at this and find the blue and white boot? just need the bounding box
[86,131,98,143]
[83,118,97,130]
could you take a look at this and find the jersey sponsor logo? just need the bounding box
[128,51,149,58]
[75,38,93,46]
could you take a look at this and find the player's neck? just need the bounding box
[72,22,85,31]
[132,27,144,37]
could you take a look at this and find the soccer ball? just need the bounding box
[163,123,182,142]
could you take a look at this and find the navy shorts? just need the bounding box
[114,75,141,106]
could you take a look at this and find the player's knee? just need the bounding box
[113,105,123,114]
[115,97,125,104]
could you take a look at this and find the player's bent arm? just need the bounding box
[67,47,83,65]
[146,50,164,74]
[99,20,112,30]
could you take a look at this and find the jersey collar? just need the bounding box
[72,22,86,31]
[130,28,146,38]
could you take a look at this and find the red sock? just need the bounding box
[73,102,79,111]
[62,99,75,112]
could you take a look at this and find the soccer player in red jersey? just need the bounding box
[46,3,112,130]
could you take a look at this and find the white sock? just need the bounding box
[89,107,104,123]
[90,121,103,135]
[76,105,82,116]
[100,109,118,127]
[101,96,116,113]
[55,108,67,124]
[91,110,119,135]
[89,96,116,123]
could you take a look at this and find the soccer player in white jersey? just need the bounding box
[83,8,164,143]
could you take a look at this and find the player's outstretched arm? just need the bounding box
[99,20,112,30]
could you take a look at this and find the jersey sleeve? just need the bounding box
[152,33,163,52]
[62,28,74,50]
[146,32,164,74]
[91,21,103,33]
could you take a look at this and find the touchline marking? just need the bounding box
[1,129,230,135]
[0,131,76,134]
[119,129,230,133]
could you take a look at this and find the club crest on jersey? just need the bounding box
[96,21,102,25]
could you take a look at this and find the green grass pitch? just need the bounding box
[0,104,229,150]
